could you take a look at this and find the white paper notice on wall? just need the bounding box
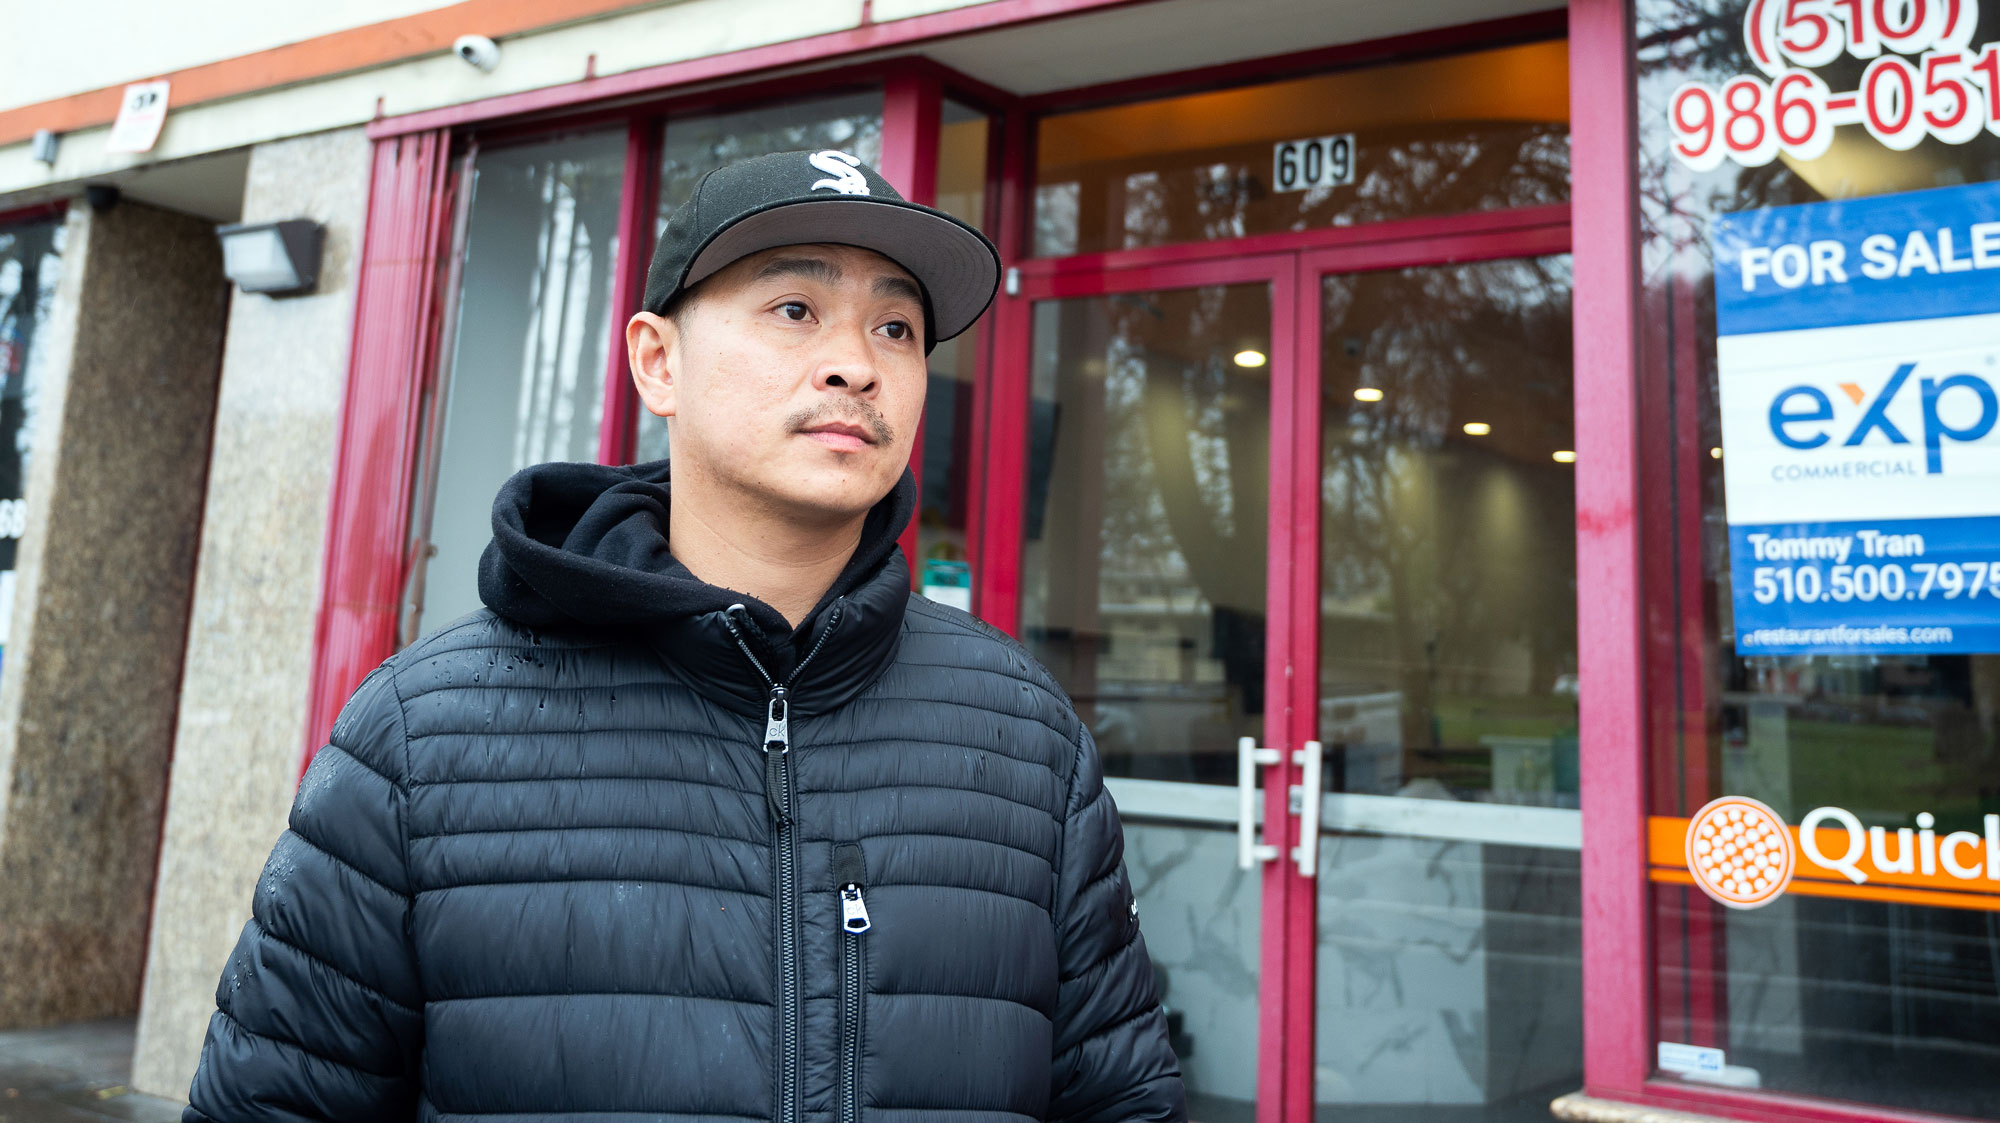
[105,80,170,155]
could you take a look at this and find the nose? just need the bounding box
[812,319,880,397]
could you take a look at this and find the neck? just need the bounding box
[668,480,866,629]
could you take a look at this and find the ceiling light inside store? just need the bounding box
[1353,387,1383,402]
[1463,422,1491,436]
[1233,349,1267,368]
[1552,450,1576,464]
[1710,447,1723,459]
[216,220,323,296]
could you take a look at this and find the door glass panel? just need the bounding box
[917,99,991,591]
[1021,283,1270,783]
[1314,258,1583,1122]
[637,91,885,464]
[1019,281,1270,1122]
[1033,41,1569,257]
[417,131,627,636]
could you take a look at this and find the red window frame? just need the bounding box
[302,2,1997,1122]
[0,200,67,227]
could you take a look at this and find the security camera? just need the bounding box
[453,34,500,72]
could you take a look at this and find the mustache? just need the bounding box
[784,400,896,446]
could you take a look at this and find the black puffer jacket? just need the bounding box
[185,460,1185,1123]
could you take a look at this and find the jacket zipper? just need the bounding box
[723,602,844,1123]
[834,842,870,1123]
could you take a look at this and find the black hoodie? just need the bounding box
[477,458,915,681]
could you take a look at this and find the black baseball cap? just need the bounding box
[642,149,1001,351]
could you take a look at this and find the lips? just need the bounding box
[799,421,876,446]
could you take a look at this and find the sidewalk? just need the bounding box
[0,1018,182,1122]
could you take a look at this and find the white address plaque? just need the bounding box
[1273,133,1356,191]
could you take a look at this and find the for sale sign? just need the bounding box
[1670,0,2000,167]
[1714,180,2000,654]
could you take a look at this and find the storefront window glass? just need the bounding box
[418,131,627,636]
[1636,0,2000,1114]
[635,91,885,464]
[1031,40,1570,258]
[916,99,989,603]
[0,212,61,673]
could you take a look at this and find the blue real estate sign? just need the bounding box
[1714,181,2000,655]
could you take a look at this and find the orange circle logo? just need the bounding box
[1685,796,1795,909]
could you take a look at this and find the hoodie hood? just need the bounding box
[477,458,914,709]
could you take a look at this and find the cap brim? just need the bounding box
[684,196,1000,343]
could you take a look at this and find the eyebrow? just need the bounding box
[873,273,923,307]
[751,255,923,309]
[752,257,843,287]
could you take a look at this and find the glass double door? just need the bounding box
[1012,223,1583,1123]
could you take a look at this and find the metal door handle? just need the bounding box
[1237,736,1281,870]
[1291,740,1324,877]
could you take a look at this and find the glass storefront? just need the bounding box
[334,9,2000,1117]
[0,211,62,673]
[1636,0,2000,1115]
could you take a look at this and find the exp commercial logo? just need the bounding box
[1768,363,1998,474]
[1655,796,2000,913]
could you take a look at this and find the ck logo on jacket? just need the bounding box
[182,459,1186,1123]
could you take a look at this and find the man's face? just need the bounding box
[628,243,928,526]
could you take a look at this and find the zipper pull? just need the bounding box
[834,842,871,934]
[764,686,792,826]
[763,686,790,752]
[840,887,871,934]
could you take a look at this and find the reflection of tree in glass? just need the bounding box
[655,100,883,229]
[1098,285,1269,620]
[510,155,620,469]
[1052,123,1569,256]
[1319,259,1576,765]
[1636,0,2000,264]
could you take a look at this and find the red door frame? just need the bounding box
[303,130,455,762]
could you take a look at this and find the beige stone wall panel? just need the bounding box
[131,125,373,1100]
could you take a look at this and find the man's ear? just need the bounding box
[627,310,679,419]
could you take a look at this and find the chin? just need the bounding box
[768,474,897,521]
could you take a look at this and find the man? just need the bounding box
[183,149,1186,1122]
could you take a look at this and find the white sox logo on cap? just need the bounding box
[808,150,871,196]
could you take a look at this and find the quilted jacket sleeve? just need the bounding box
[1048,724,1188,1122]
[183,666,424,1123]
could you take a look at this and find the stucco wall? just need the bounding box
[0,0,455,111]
[130,125,372,1100]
